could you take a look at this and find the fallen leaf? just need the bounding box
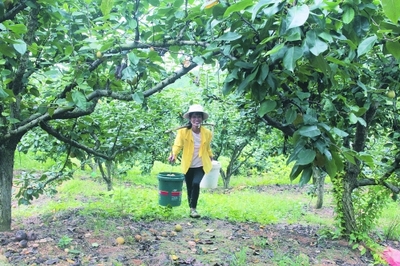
[188,241,196,247]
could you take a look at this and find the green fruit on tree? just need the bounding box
[96,51,102,58]
[387,90,396,99]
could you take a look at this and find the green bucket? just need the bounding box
[157,172,185,207]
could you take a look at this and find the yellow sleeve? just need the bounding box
[207,129,213,157]
[171,129,184,156]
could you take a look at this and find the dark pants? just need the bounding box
[185,167,204,209]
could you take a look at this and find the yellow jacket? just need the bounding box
[172,127,213,174]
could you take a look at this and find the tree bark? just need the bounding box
[341,163,360,235]
[313,167,325,209]
[0,138,20,231]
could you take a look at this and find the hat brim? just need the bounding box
[183,112,209,120]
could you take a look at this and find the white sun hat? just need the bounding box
[183,104,209,120]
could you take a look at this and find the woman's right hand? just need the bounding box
[168,154,176,163]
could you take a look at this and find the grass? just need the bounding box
[14,151,56,171]
[379,203,400,240]
[11,152,400,241]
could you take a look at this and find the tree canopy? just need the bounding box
[1,0,400,242]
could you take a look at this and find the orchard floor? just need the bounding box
[0,185,398,266]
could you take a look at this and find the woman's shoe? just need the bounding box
[190,210,200,218]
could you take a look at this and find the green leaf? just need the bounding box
[325,155,337,178]
[72,91,87,110]
[342,150,356,165]
[299,166,312,186]
[7,24,27,34]
[0,43,16,57]
[215,32,242,42]
[258,100,277,116]
[287,4,309,30]
[0,88,9,99]
[223,0,253,18]
[343,6,355,24]
[326,56,348,67]
[64,45,74,56]
[257,63,269,84]
[128,52,140,65]
[311,55,331,75]
[295,91,310,101]
[297,126,321,138]
[333,127,349,137]
[13,39,27,55]
[332,151,344,173]
[173,0,184,8]
[132,92,144,104]
[283,46,303,72]
[309,38,328,56]
[296,149,316,165]
[286,27,302,41]
[48,107,55,117]
[385,41,400,61]
[285,108,297,124]
[148,50,163,63]
[323,148,332,161]
[289,164,305,181]
[357,152,374,168]
[148,0,160,6]
[100,0,114,16]
[222,80,235,95]
[251,0,276,21]
[349,113,358,124]
[381,0,400,23]
[237,69,257,94]
[287,139,307,165]
[266,43,285,56]
[357,117,366,127]
[251,84,267,101]
[357,35,377,57]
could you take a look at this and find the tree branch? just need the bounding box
[39,121,138,161]
[357,177,400,194]
[39,121,112,160]
[0,0,28,22]
[261,115,296,136]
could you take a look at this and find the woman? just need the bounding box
[168,104,214,218]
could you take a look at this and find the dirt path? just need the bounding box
[0,184,397,265]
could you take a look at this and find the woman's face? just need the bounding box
[190,112,203,127]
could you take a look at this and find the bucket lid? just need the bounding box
[211,160,221,166]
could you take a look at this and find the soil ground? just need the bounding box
[0,184,398,266]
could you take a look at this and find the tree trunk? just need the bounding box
[0,138,19,231]
[313,167,325,209]
[340,163,360,235]
[97,160,113,191]
[220,169,229,189]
